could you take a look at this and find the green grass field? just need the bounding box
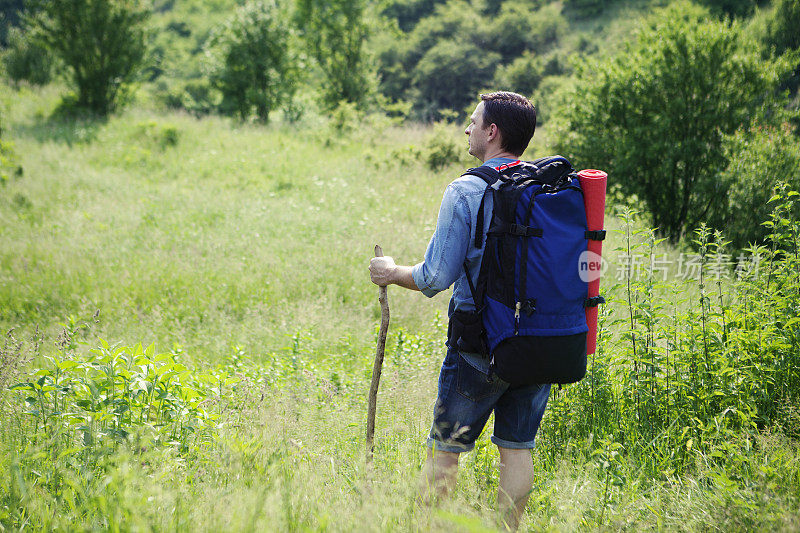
[2,85,799,531]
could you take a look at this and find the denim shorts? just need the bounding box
[427,345,552,453]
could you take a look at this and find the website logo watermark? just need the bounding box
[578,251,609,283]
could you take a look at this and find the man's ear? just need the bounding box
[488,123,500,142]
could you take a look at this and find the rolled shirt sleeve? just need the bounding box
[411,183,471,298]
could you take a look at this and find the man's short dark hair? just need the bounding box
[480,92,537,157]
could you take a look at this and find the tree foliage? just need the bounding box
[412,39,499,120]
[26,0,149,115]
[493,52,544,97]
[2,25,52,86]
[380,0,446,32]
[376,0,567,120]
[295,0,373,110]
[720,124,800,248]
[491,1,565,61]
[764,0,800,55]
[0,0,25,46]
[555,1,793,242]
[207,1,296,122]
[697,0,755,18]
[563,0,604,17]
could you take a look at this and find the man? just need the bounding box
[369,92,546,530]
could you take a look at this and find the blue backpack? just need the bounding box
[448,156,605,385]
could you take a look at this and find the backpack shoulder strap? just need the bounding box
[461,166,501,185]
[461,166,502,249]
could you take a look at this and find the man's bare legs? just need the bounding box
[420,448,460,503]
[497,446,535,531]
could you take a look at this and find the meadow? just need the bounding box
[1,85,800,531]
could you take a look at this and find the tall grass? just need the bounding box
[1,86,799,530]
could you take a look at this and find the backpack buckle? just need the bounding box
[520,299,536,316]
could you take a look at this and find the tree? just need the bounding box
[492,1,565,61]
[493,52,544,98]
[412,39,499,121]
[380,0,446,32]
[207,1,296,123]
[26,0,149,115]
[376,0,491,119]
[554,1,793,242]
[295,0,374,110]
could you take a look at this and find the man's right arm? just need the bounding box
[369,256,419,290]
[368,182,470,295]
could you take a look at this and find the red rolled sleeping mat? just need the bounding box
[578,169,608,355]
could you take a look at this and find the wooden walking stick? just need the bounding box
[367,244,390,462]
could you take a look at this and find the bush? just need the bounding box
[2,26,53,86]
[162,79,219,117]
[295,0,374,110]
[376,0,488,116]
[26,0,149,115]
[424,125,462,170]
[207,1,297,123]
[555,1,794,242]
[720,123,800,248]
[0,0,25,46]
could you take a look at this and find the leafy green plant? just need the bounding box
[2,26,53,86]
[721,123,800,248]
[10,335,235,457]
[207,0,298,123]
[556,0,795,242]
[424,125,461,171]
[295,0,374,110]
[25,0,150,115]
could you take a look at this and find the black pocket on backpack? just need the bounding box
[448,310,488,355]
[492,333,587,385]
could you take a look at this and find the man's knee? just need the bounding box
[497,446,533,465]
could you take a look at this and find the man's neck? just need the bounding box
[482,149,517,163]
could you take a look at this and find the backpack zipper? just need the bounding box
[514,301,521,335]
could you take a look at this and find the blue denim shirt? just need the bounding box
[411,157,516,314]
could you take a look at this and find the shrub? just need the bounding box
[26,0,149,115]
[207,1,297,123]
[2,26,53,86]
[719,123,800,248]
[555,1,794,242]
[162,79,219,117]
[295,0,374,110]
[0,113,22,186]
[425,135,459,171]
